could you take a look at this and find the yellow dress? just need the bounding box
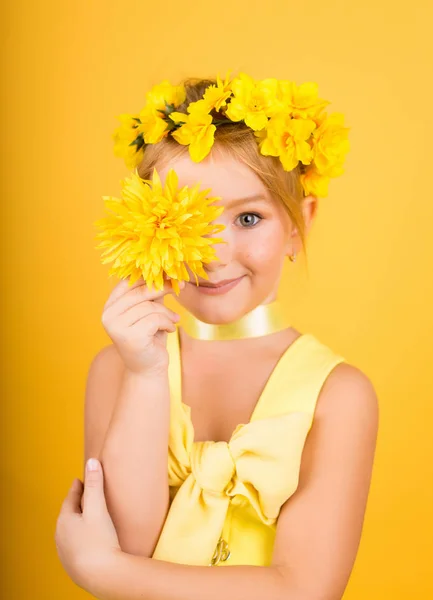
[152,326,346,567]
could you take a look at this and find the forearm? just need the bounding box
[100,370,170,556]
[88,553,301,600]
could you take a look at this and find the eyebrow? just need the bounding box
[225,194,269,208]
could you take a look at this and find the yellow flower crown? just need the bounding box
[112,71,351,198]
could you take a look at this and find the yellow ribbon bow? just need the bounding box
[152,401,314,566]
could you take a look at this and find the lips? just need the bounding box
[198,276,243,288]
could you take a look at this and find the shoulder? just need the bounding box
[299,331,379,428]
[315,361,379,426]
[300,360,379,482]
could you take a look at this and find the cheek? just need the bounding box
[241,227,286,270]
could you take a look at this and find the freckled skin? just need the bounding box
[158,148,317,325]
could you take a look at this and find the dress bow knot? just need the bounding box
[191,441,236,495]
[152,400,314,566]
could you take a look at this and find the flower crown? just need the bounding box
[112,71,350,198]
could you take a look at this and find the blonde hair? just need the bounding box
[136,77,309,267]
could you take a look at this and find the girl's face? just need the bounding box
[157,149,296,324]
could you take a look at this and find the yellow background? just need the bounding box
[2,0,432,597]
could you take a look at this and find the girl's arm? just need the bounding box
[91,557,295,600]
[84,363,379,600]
[84,345,170,557]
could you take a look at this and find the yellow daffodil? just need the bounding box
[94,168,226,295]
[277,81,330,121]
[145,80,186,112]
[257,113,317,171]
[170,105,216,162]
[300,165,331,198]
[201,71,233,112]
[137,80,186,144]
[112,113,145,170]
[137,106,170,144]
[310,113,350,176]
[225,73,280,130]
[112,81,186,164]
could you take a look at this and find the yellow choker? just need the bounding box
[179,300,292,341]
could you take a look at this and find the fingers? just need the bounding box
[113,300,180,330]
[128,311,179,336]
[104,276,180,312]
[82,458,109,520]
[103,281,182,328]
[59,478,83,517]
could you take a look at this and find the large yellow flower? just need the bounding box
[225,73,280,130]
[310,113,350,176]
[257,113,317,171]
[169,104,217,162]
[112,113,145,170]
[94,168,226,295]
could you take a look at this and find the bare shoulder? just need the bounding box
[297,360,380,487]
[315,361,379,425]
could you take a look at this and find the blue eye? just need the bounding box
[236,212,263,228]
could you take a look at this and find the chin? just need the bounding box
[178,277,278,323]
[180,295,262,325]
[186,304,244,325]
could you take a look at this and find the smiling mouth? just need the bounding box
[186,275,245,295]
[198,276,244,288]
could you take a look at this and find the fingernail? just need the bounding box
[87,458,99,471]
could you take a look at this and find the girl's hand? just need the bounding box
[55,458,121,593]
[101,274,185,376]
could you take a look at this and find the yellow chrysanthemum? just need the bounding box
[112,113,145,170]
[170,105,216,162]
[257,113,317,171]
[225,73,280,130]
[277,80,330,121]
[310,113,350,177]
[94,168,226,295]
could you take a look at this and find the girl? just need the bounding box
[55,76,379,600]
